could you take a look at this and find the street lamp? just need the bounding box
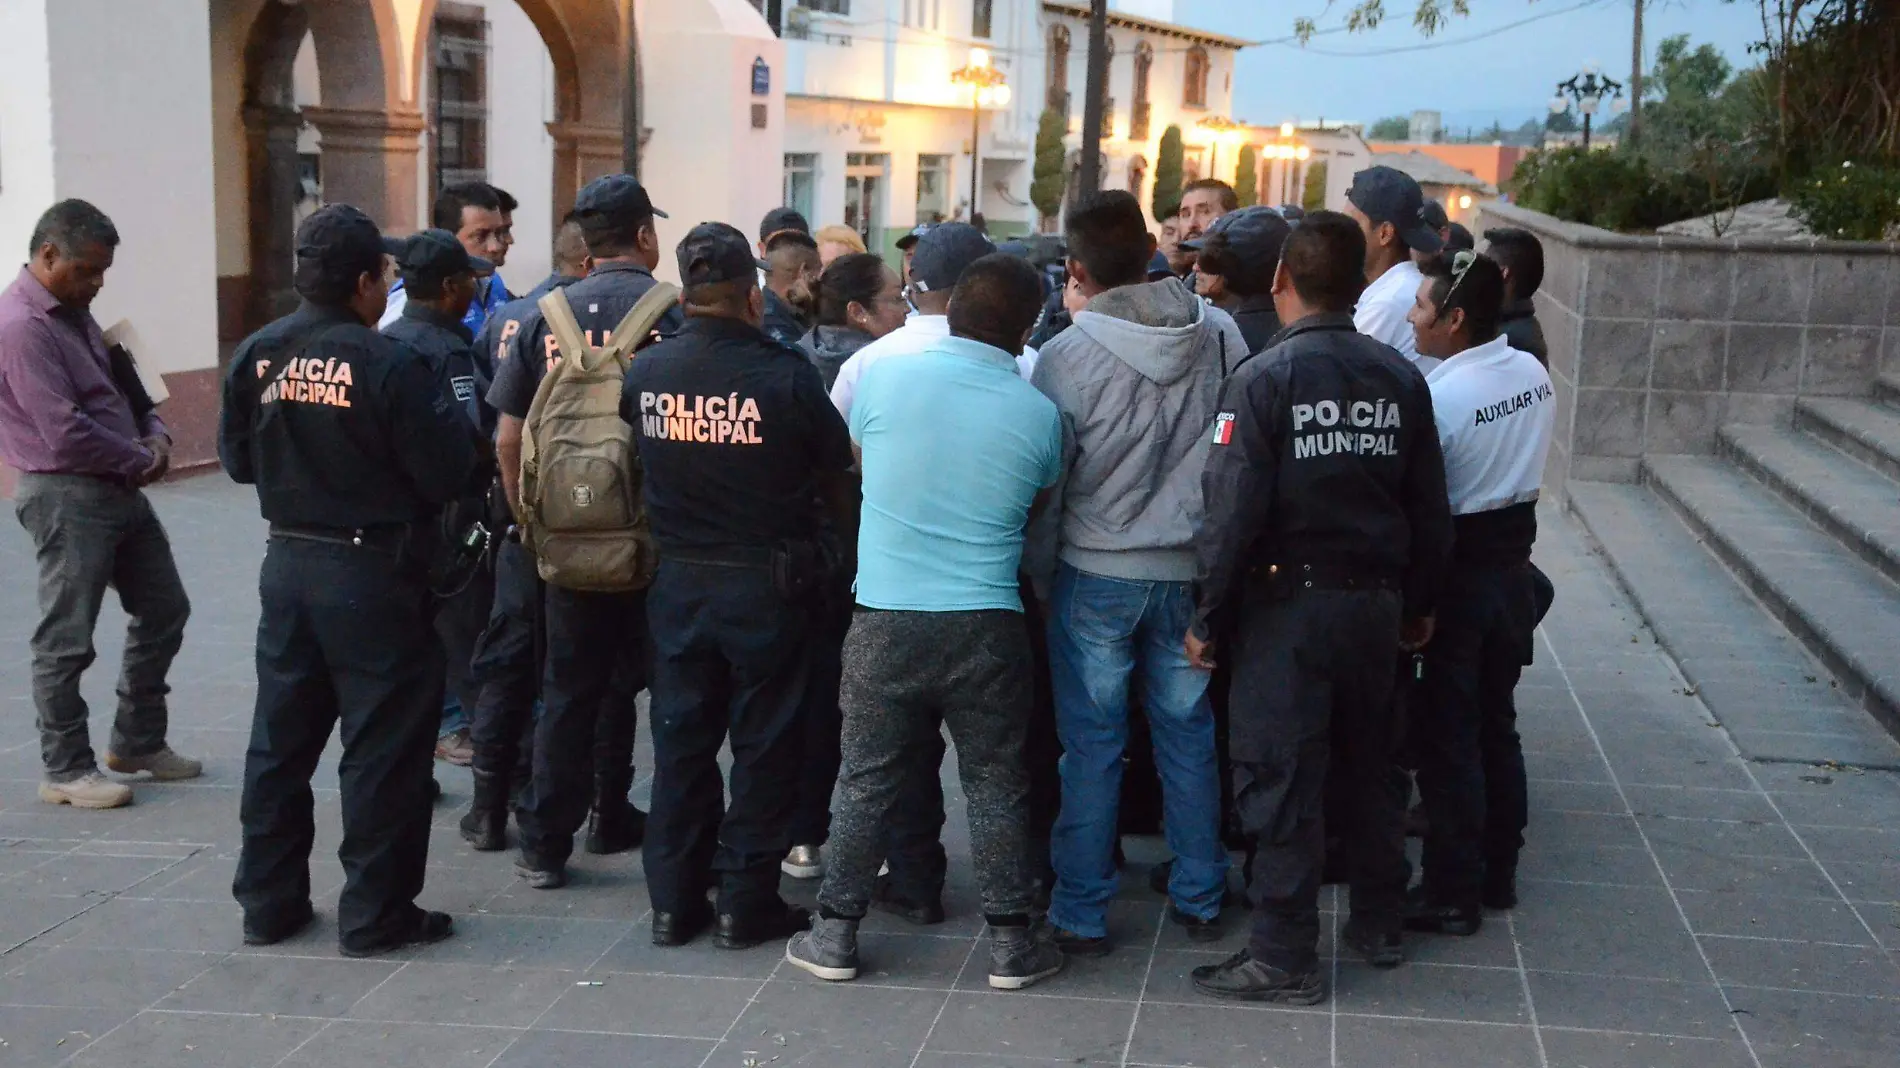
[1550,64,1624,149]
[951,48,1010,221]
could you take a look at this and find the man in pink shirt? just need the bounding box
[0,199,200,809]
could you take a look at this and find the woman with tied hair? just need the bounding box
[795,253,907,392]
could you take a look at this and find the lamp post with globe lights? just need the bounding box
[951,48,1011,221]
[1551,64,1626,149]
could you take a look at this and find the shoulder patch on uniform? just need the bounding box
[1212,412,1236,445]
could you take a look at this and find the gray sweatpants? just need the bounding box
[12,473,189,781]
[817,608,1035,922]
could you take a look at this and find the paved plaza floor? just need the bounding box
[0,477,1894,1067]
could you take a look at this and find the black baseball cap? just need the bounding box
[1182,205,1291,256]
[678,222,759,287]
[907,222,993,293]
[759,207,811,242]
[895,223,934,251]
[1347,166,1444,254]
[294,204,404,295]
[572,174,667,229]
[1420,198,1449,233]
[389,228,492,288]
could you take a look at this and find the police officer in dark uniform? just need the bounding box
[455,222,591,852]
[382,230,496,743]
[1187,211,1451,1003]
[620,222,855,949]
[487,175,682,889]
[1402,252,1555,934]
[1184,206,1291,356]
[221,204,480,956]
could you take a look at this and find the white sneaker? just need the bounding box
[105,747,203,782]
[39,772,133,810]
[781,844,823,880]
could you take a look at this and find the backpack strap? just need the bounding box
[537,288,593,371]
[600,282,682,368]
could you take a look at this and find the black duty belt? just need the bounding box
[665,545,774,570]
[1257,561,1402,593]
[269,522,411,554]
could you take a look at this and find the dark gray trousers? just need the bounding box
[12,473,189,781]
[817,608,1035,922]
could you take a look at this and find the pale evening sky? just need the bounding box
[1173,0,1768,133]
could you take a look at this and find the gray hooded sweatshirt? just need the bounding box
[1026,276,1247,585]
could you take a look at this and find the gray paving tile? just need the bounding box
[1703,936,1900,997]
[923,991,1134,1063]
[1124,1000,1331,1067]
[1532,811,1647,850]
[1678,890,1876,945]
[1526,969,1737,1038]
[40,897,243,954]
[275,1021,520,1068]
[1621,784,1781,823]
[1532,780,1627,816]
[344,963,573,1028]
[61,1009,325,1068]
[0,894,98,951]
[1334,960,1528,1023]
[1730,987,1898,1061]
[1638,814,1810,858]
[1333,1016,1541,1068]
[1798,825,1900,867]
[1519,844,1665,889]
[0,947,216,1009]
[731,979,944,1064]
[534,970,758,1038]
[833,931,975,989]
[406,912,627,969]
[1540,1029,1756,1068]
[1513,883,1709,982]
[1826,860,1900,904]
[493,1030,712,1067]
[588,923,783,980]
[155,953,399,1018]
[4,853,187,899]
[0,1004,135,1068]
[1650,845,1839,897]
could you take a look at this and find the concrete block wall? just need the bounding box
[1479,202,1900,501]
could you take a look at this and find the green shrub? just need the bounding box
[1153,126,1185,222]
[1030,109,1069,224]
[1508,146,1774,233]
[1302,160,1328,212]
[1787,162,1900,241]
[1235,146,1259,208]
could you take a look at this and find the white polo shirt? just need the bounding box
[829,313,1037,420]
[1425,334,1555,516]
[1354,260,1440,375]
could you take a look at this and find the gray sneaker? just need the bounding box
[785,915,859,982]
[988,923,1065,990]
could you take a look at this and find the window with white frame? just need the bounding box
[784,154,818,223]
[916,154,952,223]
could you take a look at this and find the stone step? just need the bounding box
[1718,423,1900,587]
[1639,455,1900,747]
[1795,396,1900,483]
[1876,371,1900,408]
[1568,479,1900,768]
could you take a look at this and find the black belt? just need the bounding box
[1256,561,1401,593]
[665,545,774,570]
[269,522,411,553]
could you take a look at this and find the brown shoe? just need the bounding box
[434,729,473,767]
[39,772,133,809]
[104,747,203,782]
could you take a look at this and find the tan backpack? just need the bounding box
[517,282,679,592]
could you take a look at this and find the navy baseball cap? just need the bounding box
[759,207,811,242]
[677,222,759,287]
[1420,198,1449,233]
[1347,166,1443,254]
[573,174,667,227]
[389,228,492,287]
[294,205,404,293]
[1182,205,1291,255]
[907,222,993,293]
[894,223,934,251]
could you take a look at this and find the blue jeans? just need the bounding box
[1046,563,1228,938]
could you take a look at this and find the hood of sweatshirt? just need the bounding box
[798,325,876,390]
[1071,276,1214,387]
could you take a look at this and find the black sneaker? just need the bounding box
[1191,950,1325,1004]
[1169,906,1223,944]
[1403,899,1482,936]
[243,901,315,947]
[989,924,1065,990]
[1341,921,1405,968]
[785,916,860,982]
[514,851,567,890]
[869,875,945,926]
[717,904,812,950]
[339,910,453,958]
[1050,925,1112,958]
[1150,860,1247,908]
